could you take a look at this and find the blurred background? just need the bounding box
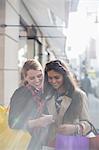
[0,0,99,131]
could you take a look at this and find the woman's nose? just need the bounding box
[34,77,40,82]
[51,78,56,84]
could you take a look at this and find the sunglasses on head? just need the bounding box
[45,60,70,76]
[46,60,62,67]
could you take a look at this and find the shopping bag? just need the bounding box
[55,134,89,150]
[0,105,8,132]
[84,120,99,150]
[89,135,99,150]
[0,105,31,150]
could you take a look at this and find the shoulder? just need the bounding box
[13,86,31,96]
[10,86,32,102]
[15,86,30,92]
[73,88,87,100]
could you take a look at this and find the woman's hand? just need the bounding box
[41,114,55,127]
[57,124,76,135]
[28,114,54,128]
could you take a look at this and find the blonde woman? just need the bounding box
[8,59,54,150]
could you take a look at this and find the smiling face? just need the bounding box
[48,70,65,93]
[24,69,43,90]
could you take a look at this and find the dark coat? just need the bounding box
[8,86,47,150]
[80,76,92,95]
[8,86,41,130]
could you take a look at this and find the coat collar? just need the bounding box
[47,95,72,125]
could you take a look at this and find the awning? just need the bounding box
[22,0,79,58]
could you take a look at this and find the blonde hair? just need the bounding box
[21,59,42,85]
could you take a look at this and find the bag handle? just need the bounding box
[80,120,98,135]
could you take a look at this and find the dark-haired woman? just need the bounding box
[43,60,91,149]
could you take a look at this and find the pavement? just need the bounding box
[88,93,99,131]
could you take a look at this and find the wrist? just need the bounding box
[28,119,38,128]
[74,124,83,135]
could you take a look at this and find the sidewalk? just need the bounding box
[88,94,99,130]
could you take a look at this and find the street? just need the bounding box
[88,94,99,130]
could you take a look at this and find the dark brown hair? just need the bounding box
[44,60,77,98]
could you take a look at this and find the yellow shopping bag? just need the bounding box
[0,105,31,150]
[0,105,8,132]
